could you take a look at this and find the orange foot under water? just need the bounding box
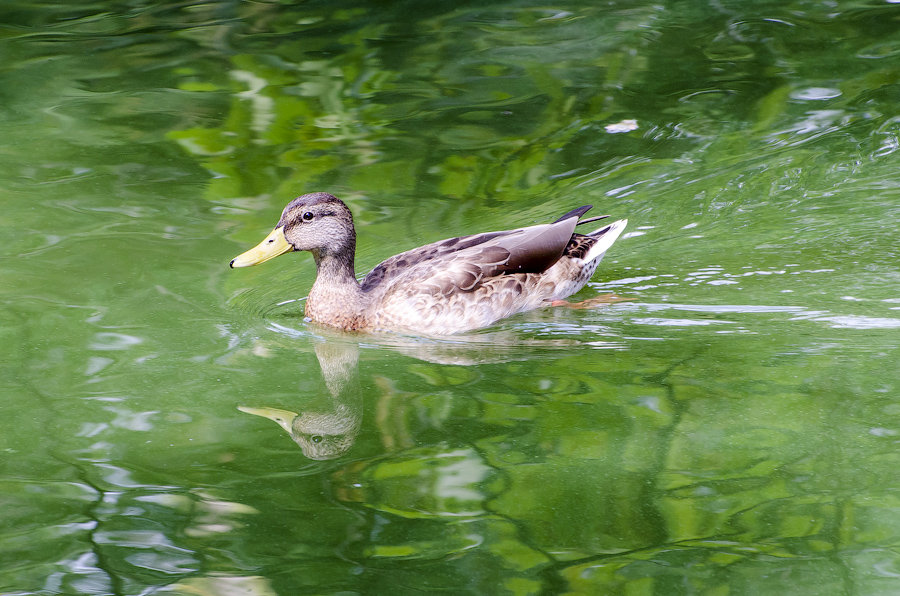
[548,293,629,309]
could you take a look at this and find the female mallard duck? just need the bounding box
[230,192,626,334]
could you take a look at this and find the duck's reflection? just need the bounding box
[239,341,362,460]
[238,314,626,460]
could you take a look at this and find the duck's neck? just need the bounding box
[306,247,369,329]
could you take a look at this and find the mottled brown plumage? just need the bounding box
[230,192,627,334]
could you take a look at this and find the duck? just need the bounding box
[230,192,627,334]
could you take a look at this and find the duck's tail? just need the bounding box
[583,219,628,263]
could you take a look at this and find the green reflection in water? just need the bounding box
[0,0,898,594]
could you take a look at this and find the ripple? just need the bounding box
[804,314,900,330]
[88,332,143,351]
[617,302,900,332]
[790,87,842,101]
[125,551,198,574]
[105,406,158,432]
[857,41,900,59]
[632,317,733,327]
[703,42,755,62]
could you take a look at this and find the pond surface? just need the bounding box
[1,1,898,594]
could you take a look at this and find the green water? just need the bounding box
[1,1,898,594]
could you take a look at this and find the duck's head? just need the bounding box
[230,192,356,268]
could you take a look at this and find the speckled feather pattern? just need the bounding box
[252,193,625,334]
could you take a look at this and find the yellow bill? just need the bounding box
[230,226,293,268]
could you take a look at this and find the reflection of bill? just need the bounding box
[239,342,361,461]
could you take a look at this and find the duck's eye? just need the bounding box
[302,211,314,221]
[311,435,323,444]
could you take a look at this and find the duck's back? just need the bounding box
[359,217,586,333]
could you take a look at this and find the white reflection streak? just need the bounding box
[231,70,275,134]
[616,302,900,330]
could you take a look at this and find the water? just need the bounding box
[1,1,898,594]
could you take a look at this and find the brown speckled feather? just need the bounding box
[362,216,577,292]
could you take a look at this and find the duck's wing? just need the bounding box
[362,211,586,296]
[360,231,504,292]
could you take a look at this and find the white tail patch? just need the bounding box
[584,219,627,263]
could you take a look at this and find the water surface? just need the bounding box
[1,1,898,594]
